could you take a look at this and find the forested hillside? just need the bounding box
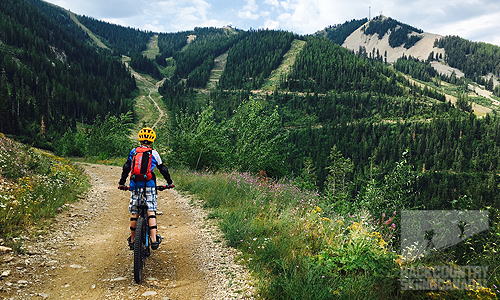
[319,15,500,97]
[75,15,154,56]
[0,0,136,148]
[314,18,368,45]
[2,1,500,298]
[220,30,294,89]
[169,27,245,87]
[435,35,500,96]
[362,16,423,48]
[2,0,500,212]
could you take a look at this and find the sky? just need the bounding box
[44,0,500,46]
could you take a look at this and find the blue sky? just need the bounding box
[45,0,500,46]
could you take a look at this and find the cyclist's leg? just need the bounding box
[147,211,157,242]
[128,189,140,248]
[130,214,138,240]
[145,187,161,249]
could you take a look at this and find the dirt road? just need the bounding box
[0,164,254,299]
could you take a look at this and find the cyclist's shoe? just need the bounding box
[127,236,134,250]
[151,234,162,250]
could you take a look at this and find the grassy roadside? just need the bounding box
[172,168,499,299]
[174,169,397,299]
[0,134,88,251]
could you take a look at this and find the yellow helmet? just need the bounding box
[138,127,156,143]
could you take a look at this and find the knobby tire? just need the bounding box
[134,216,146,283]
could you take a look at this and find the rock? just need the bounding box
[1,270,11,277]
[69,264,82,269]
[142,291,157,297]
[46,260,58,266]
[0,246,12,253]
[110,277,127,282]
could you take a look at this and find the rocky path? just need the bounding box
[0,164,255,299]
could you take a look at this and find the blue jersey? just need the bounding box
[128,146,163,190]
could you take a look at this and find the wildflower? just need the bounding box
[396,258,402,266]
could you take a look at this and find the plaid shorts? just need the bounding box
[129,187,157,214]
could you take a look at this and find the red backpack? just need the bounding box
[130,147,153,181]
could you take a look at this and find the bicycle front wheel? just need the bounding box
[133,216,147,283]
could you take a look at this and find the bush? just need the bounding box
[56,112,134,159]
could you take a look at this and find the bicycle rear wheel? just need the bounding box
[133,216,147,283]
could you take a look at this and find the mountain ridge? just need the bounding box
[341,15,445,63]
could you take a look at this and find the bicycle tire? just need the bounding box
[133,216,146,283]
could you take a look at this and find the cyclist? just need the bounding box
[119,127,174,250]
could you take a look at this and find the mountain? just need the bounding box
[316,15,500,95]
[0,0,136,148]
[341,15,444,63]
[3,0,500,212]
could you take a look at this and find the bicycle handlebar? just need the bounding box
[118,184,174,191]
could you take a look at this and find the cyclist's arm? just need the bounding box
[119,159,132,185]
[151,150,173,185]
[157,164,173,185]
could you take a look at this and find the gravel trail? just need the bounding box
[0,163,255,300]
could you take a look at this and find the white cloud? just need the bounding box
[43,0,500,45]
[265,0,352,34]
[429,11,500,44]
[264,0,280,8]
[263,19,280,30]
[238,0,260,20]
[140,0,226,31]
[238,10,260,20]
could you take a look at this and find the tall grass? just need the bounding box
[175,169,401,299]
[0,133,88,245]
[174,168,499,299]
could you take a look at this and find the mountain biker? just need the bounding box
[118,127,174,250]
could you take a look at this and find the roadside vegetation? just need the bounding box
[0,133,88,250]
[2,2,500,298]
[173,167,499,299]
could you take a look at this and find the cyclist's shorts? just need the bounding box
[129,187,157,214]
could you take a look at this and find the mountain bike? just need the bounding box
[119,185,173,283]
